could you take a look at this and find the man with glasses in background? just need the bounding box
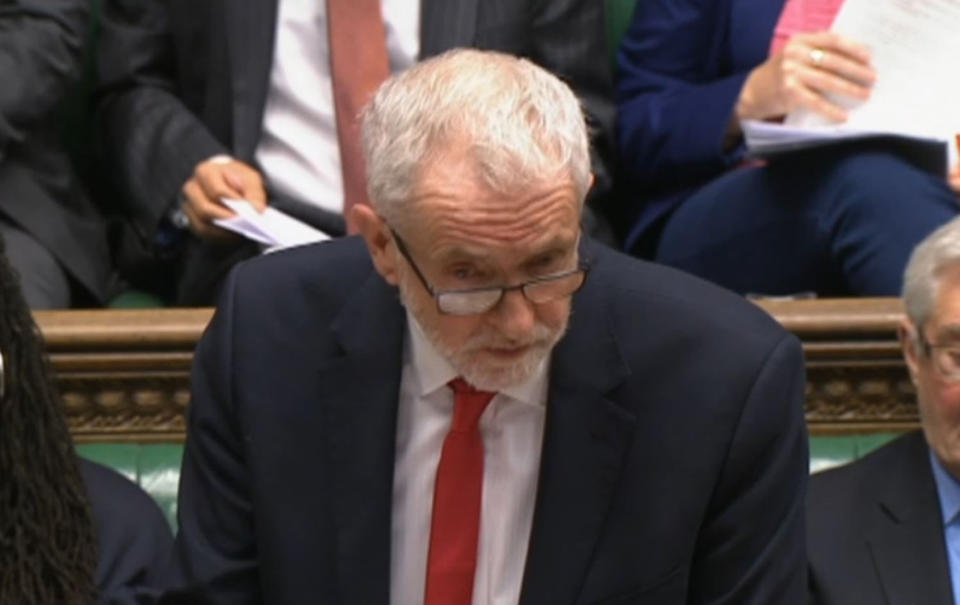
[808,214,960,604]
[168,49,808,604]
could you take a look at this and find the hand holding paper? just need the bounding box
[745,0,960,175]
[214,199,330,251]
[737,31,874,123]
[180,156,267,239]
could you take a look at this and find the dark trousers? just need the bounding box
[0,217,71,308]
[655,149,958,296]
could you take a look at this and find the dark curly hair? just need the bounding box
[0,237,98,603]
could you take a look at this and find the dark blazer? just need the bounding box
[807,431,955,605]
[169,237,808,603]
[95,0,615,248]
[0,0,110,301]
[81,459,174,603]
[615,0,786,253]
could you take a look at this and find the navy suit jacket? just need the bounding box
[807,432,955,605]
[615,0,786,252]
[169,237,808,604]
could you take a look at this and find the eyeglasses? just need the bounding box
[390,229,588,315]
[917,330,960,382]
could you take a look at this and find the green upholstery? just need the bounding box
[809,433,902,473]
[78,443,184,530]
[606,0,638,71]
[74,434,902,533]
[107,290,166,309]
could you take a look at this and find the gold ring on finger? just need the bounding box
[809,48,826,67]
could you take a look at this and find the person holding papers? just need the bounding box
[616,0,959,296]
[94,0,615,306]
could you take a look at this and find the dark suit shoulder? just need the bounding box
[806,432,947,605]
[81,459,173,600]
[230,237,371,300]
[587,241,789,352]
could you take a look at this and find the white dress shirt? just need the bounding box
[255,0,420,218]
[391,315,549,605]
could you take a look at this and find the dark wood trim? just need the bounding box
[35,299,913,442]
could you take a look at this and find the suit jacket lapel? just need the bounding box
[320,274,405,604]
[419,0,479,58]
[520,266,635,604]
[867,433,954,605]
[224,0,278,159]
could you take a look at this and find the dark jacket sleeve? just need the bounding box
[691,333,809,604]
[0,0,87,160]
[81,459,175,605]
[94,0,225,239]
[164,267,262,603]
[615,0,750,191]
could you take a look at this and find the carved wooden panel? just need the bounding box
[34,299,915,442]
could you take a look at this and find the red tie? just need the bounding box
[424,379,496,605]
[326,0,391,234]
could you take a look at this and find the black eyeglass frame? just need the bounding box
[389,227,589,316]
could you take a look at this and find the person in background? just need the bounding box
[0,0,110,308]
[808,214,960,603]
[615,0,958,297]
[166,49,808,604]
[94,0,615,305]
[0,236,173,603]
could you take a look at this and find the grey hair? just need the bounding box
[361,48,591,228]
[903,215,960,330]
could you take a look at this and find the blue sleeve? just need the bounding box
[615,0,751,190]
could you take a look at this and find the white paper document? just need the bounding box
[746,0,960,171]
[214,198,330,251]
[742,120,948,175]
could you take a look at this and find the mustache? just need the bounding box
[460,323,558,352]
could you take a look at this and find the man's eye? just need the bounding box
[529,253,566,275]
[449,267,486,283]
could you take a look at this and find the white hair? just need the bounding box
[361,48,591,228]
[903,215,960,330]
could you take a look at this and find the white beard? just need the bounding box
[397,275,567,391]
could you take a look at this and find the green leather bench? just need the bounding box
[75,434,905,532]
[78,444,184,530]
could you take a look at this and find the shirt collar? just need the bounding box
[930,448,960,527]
[405,311,549,407]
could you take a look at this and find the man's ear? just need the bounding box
[899,318,921,384]
[352,204,400,286]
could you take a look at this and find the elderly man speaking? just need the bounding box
[168,50,808,604]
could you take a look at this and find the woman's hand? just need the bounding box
[736,31,876,123]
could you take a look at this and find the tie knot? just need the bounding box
[448,378,496,432]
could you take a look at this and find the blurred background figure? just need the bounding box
[0,235,172,603]
[94,0,615,305]
[0,0,110,309]
[615,0,958,297]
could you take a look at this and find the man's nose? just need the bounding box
[488,288,536,340]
